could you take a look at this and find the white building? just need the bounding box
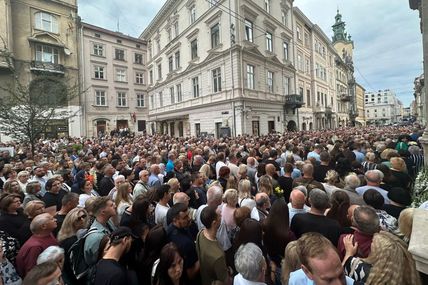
[141,0,300,137]
[79,23,149,137]
[365,89,403,125]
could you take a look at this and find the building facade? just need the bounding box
[355,83,366,126]
[293,8,358,130]
[0,0,81,138]
[141,0,300,137]
[80,23,148,137]
[365,89,403,125]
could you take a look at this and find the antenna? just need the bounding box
[117,18,120,32]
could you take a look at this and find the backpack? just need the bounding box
[68,227,100,280]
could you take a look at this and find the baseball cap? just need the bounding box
[110,226,138,242]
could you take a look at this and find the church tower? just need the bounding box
[332,9,354,65]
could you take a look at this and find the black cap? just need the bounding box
[387,187,411,206]
[110,226,138,242]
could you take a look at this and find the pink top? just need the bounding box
[221,204,237,230]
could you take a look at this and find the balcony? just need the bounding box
[30,61,65,75]
[339,93,352,102]
[284,94,303,108]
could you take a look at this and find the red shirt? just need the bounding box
[337,230,373,260]
[16,233,58,277]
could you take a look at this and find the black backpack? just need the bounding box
[68,228,100,280]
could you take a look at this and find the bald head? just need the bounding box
[290,190,306,209]
[302,163,314,177]
[255,192,270,210]
[247,157,256,166]
[173,192,190,206]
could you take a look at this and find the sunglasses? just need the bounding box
[77,214,87,220]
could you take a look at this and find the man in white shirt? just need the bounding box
[356,170,390,204]
[154,184,171,228]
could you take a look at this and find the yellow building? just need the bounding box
[0,0,82,138]
[355,83,366,126]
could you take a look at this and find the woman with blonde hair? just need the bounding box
[398,208,414,242]
[343,231,422,285]
[115,182,133,220]
[221,189,238,233]
[199,164,212,186]
[19,200,46,244]
[389,157,411,189]
[237,179,252,205]
[281,241,301,285]
[58,208,89,284]
[322,170,342,197]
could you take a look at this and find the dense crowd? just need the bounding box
[0,125,426,285]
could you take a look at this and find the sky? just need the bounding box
[78,0,423,107]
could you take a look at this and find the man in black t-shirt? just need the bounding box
[94,227,138,285]
[291,188,342,246]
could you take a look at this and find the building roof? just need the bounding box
[82,22,147,44]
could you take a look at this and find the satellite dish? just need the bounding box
[64,48,72,56]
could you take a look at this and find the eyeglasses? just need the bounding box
[77,214,87,220]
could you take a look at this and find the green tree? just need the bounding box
[0,40,81,154]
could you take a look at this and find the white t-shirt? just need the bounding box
[155,203,170,227]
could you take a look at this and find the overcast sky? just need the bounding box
[78,0,423,107]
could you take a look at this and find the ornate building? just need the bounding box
[0,0,81,138]
[365,89,403,125]
[141,0,299,137]
[331,10,358,127]
[80,23,148,137]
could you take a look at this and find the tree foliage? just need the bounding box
[0,39,81,153]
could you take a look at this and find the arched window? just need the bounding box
[35,12,58,33]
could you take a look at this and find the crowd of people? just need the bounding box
[0,125,425,284]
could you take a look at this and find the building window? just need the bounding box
[169,56,173,72]
[191,39,198,59]
[192,77,199,98]
[296,26,302,41]
[212,67,222,92]
[150,95,154,108]
[266,32,273,52]
[264,0,271,13]
[173,22,179,38]
[175,51,180,69]
[156,39,160,54]
[281,11,287,26]
[34,12,58,33]
[135,53,143,64]
[306,89,311,106]
[35,44,59,63]
[244,19,253,42]
[177,84,182,102]
[283,41,289,60]
[95,90,107,106]
[246,64,255,89]
[267,71,274,93]
[115,49,125,60]
[157,64,162,80]
[93,44,104,56]
[135,72,144,84]
[116,69,126,82]
[195,123,201,136]
[304,33,309,48]
[149,70,153,84]
[284,77,290,95]
[211,23,220,49]
[297,54,303,71]
[190,6,196,24]
[136,93,145,107]
[305,58,310,74]
[159,91,163,107]
[94,66,105,79]
[117,92,127,107]
[170,87,175,104]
